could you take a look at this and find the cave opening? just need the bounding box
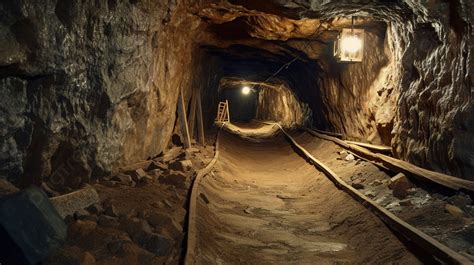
[219,85,257,122]
[1,0,473,264]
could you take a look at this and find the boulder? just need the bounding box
[158,171,189,189]
[445,204,464,218]
[447,193,472,210]
[351,179,365,190]
[122,217,153,243]
[137,175,154,186]
[142,233,173,256]
[147,161,168,171]
[146,211,183,238]
[169,160,185,171]
[49,186,100,218]
[98,215,119,228]
[163,147,183,162]
[131,168,149,182]
[388,173,414,199]
[0,187,67,264]
[344,154,355,161]
[104,204,118,217]
[180,160,193,171]
[112,173,134,186]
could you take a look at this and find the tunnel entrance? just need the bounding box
[219,86,257,123]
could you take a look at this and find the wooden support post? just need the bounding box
[188,89,197,139]
[226,99,230,123]
[178,89,192,149]
[196,89,205,145]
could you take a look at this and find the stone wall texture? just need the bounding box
[0,0,203,189]
[256,83,310,128]
[1,0,473,188]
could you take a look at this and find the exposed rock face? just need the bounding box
[389,1,474,180]
[317,27,397,146]
[0,0,202,189]
[1,0,473,187]
[255,82,310,128]
[215,0,473,179]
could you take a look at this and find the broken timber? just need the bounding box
[196,89,205,145]
[178,89,192,149]
[184,124,223,264]
[345,140,392,154]
[188,88,198,139]
[303,127,474,192]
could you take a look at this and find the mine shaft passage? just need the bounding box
[1,0,473,264]
[195,128,420,264]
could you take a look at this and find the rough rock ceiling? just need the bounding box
[192,0,388,64]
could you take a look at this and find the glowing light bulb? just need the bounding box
[340,35,362,53]
[242,86,251,95]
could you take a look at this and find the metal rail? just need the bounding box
[184,124,224,264]
[184,122,472,264]
[303,127,474,192]
[272,123,472,265]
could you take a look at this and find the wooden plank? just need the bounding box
[303,127,474,192]
[196,89,205,145]
[312,128,343,138]
[188,89,197,139]
[346,140,392,154]
[178,89,191,149]
[226,100,230,122]
[277,124,472,265]
[184,130,221,264]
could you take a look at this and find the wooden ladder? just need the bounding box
[215,100,230,123]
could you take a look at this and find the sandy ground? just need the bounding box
[293,130,474,261]
[194,128,421,264]
[221,121,280,140]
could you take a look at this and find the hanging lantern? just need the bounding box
[334,17,364,62]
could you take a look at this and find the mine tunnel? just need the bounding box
[1,0,474,264]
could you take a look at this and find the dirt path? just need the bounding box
[194,131,421,264]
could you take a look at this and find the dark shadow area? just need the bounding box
[219,87,257,122]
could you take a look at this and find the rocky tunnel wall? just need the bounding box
[0,0,205,189]
[316,27,396,146]
[301,0,473,180]
[255,83,310,128]
[1,0,473,190]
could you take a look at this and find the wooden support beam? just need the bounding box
[345,141,392,154]
[303,127,474,192]
[178,89,191,149]
[196,89,205,145]
[226,99,230,123]
[188,89,197,139]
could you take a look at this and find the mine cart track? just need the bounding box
[301,127,474,193]
[184,123,472,264]
[275,124,472,265]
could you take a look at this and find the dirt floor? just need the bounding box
[293,130,474,261]
[44,139,216,265]
[194,127,422,264]
[40,121,474,264]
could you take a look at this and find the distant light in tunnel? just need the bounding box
[242,86,251,95]
[340,35,362,53]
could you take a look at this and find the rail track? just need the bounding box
[184,122,473,264]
